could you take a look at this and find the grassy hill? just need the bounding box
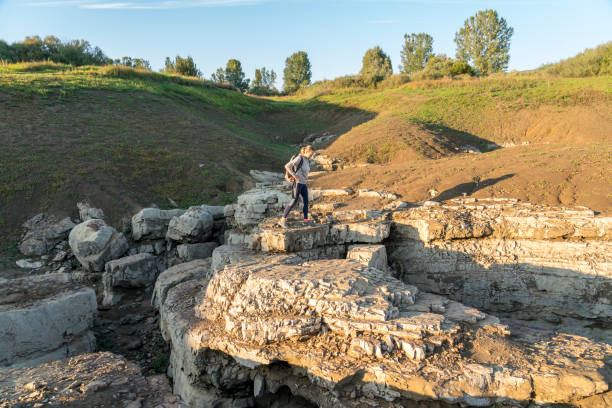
[1,61,611,265]
[0,62,370,260]
[290,75,611,214]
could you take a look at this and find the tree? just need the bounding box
[211,67,225,83]
[400,33,433,74]
[250,67,277,95]
[224,59,249,92]
[164,55,201,77]
[116,56,151,70]
[283,51,311,93]
[454,9,513,75]
[360,46,392,85]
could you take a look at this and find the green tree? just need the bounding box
[283,51,312,93]
[250,67,277,95]
[211,67,225,83]
[400,33,433,74]
[225,59,249,92]
[116,56,151,70]
[360,46,392,85]
[164,55,201,77]
[454,9,514,75]
[0,40,16,63]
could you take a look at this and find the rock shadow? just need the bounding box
[432,174,515,202]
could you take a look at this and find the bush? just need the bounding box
[412,54,475,80]
[0,35,110,66]
[377,74,411,89]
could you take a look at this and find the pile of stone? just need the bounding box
[0,351,185,407]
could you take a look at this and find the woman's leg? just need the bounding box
[282,196,298,219]
[300,184,309,220]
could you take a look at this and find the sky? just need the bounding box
[0,0,611,82]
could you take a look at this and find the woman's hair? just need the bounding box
[300,145,315,155]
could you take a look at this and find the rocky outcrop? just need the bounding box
[346,244,388,271]
[68,218,129,272]
[102,253,159,306]
[154,186,612,408]
[152,258,211,310]
[166,206,214,243]
[387,198,612,342]
[0,274,96,369]
[0,352,183,407]
[158,256,611,407]
[19,214,75,256]
[131,208,186,241]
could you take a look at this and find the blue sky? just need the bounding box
[0,0,611,82]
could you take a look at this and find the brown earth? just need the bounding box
[313,142,612,215]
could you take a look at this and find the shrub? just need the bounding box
[377,74,411,89]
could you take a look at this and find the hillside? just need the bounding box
[1,63,611,265]
[289,76,612,214]
[0,63,371,261]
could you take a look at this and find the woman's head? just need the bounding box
[301,145,316,158]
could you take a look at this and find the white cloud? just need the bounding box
[27,0,268,8]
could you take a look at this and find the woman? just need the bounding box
[279,145,316,228]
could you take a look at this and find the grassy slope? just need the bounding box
[0,63,370,261]
[291,76,611,213]
[1,63,611,263]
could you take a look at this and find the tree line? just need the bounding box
[1,9,514,93]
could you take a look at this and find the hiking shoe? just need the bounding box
[302,220,316,226]
[277,220,288,228]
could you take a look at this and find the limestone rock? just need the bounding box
[15,259,44,269]
[0,274,96,368]
[152,258,211,310]
[347,244,388,271]
[211,244,258,274]
[102,253,159,306]
[249,170,284,183]
[68,219,128,272]
[19,214,75,256]
[166,206,214,243]
[200,204,226,220]
[177,242,219,262]
[77,201,104,221]
[226,187,292,231]
[159,257,611,407]
[131,208,186,241]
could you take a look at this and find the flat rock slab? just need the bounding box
[152,258,211,310]
[0,274,97,369]
[0,352,182,408]
[160,257,612,407]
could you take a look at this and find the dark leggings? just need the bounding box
[282,183,308,220]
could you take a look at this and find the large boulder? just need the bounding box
[131,208,186,241]
[77,201,105,221]
[102,253,159,306]
[0,274,97,368]
[177,242,218,262]
[69,219,129,272]
[19,214,76,256]
[166,206,214,243]
[152,258,211,310]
